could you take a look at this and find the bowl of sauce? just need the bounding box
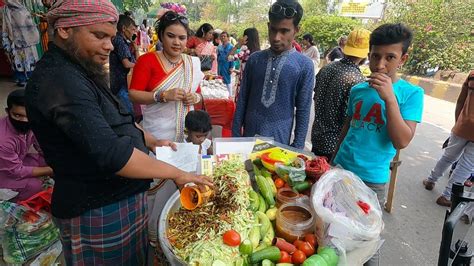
[275,202,315,243]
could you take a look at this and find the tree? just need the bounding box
[123,0,153,12]
[185,0,206,22]
[190,0,270,43]
[380,0,473,74]
[300,0,329,16]
[237,0,269,25]
[300,15,362,54]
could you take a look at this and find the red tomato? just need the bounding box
[293,239,305,249]
[304,234,317,248]
[299,242,315,256]
[292,250,306,264]
[222,230,241,246]
[279,250,292,263]
[274,178,285,189]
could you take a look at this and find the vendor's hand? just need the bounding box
[175,172,213,188]
[164,88,186,102]
[144,131,177,153]
[367,73,396,103]
[211,54,216,60]
[155,139,177,151]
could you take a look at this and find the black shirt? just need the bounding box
[25,43,150,219]
[311,57,365,155]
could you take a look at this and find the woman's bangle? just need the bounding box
[153,90,160,102]
[153,91,167,103]
[160,91,168,103]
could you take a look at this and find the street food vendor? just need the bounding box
[24,0,212,264]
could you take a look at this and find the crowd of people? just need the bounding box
[0,0,472,265]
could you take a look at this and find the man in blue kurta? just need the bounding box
[232,0,314,149]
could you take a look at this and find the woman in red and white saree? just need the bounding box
[130,52,203,141]
[129,11,204,260]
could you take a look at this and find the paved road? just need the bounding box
[1,77,471,265]
[381,95,473,265]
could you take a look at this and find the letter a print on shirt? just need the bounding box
[353,101,363,120]
[363,103,384,125]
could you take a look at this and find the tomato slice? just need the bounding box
[223,230,241,246]
[261,152,284,165]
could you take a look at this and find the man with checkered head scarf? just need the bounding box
[46,0,119,87]
[24,1,213,264]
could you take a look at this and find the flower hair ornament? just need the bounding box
[159,2,187,16]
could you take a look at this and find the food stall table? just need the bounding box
[201,98,235,137]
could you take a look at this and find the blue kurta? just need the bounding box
[232,48,314,148]
[217,43,234,85]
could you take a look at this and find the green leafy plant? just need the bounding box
[300,15,362,55]
[380,0,473,74]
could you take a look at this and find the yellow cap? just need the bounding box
[343,28,371,58]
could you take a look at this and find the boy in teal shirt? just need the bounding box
[333,22,424,266]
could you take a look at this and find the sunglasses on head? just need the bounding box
[163,12,189,25]
[270,3,297,18]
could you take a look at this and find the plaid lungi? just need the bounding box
[53,192,148,266]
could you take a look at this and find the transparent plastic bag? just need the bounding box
[275,157,306,183]
[310,168,384,265]
[30,240,62,266]
[0,201,59,264]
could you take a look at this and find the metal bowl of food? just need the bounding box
[158,191,186,265]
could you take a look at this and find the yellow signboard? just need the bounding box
[339,1,384,19]
[341,2,368,15]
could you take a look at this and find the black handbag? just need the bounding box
[200,55,212,71]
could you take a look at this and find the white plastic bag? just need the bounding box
[310,168,384,265]
[0,189,18,201]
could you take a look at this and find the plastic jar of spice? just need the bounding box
[180,185,214,210]
[275,201,315,243]
[276,187,301,207]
